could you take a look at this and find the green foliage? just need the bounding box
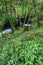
[0,0,43,28]
[0,26,43,65]
[0,0,43,65]
[0,36,43,65]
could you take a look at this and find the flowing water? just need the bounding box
[0,28,13,37]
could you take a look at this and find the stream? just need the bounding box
[0,28,13,37]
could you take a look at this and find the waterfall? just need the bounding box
[19,16,23,26]
[2,28,13,34]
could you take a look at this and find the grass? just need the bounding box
[0,25,43,65]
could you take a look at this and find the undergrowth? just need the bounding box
[0,26,43,65]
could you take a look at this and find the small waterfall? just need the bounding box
[0,28,13,37]
[0,19,14,37]
[19,16,23,26]
[24,24,31,27]
[2,28,13,34]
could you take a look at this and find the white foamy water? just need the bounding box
[0,28,13,37]
[2,28,13,34]
[24,24,31,27]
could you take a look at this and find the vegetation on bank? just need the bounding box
[0,26,43,65]
[0,0,43,30]
[0,0,43,65]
